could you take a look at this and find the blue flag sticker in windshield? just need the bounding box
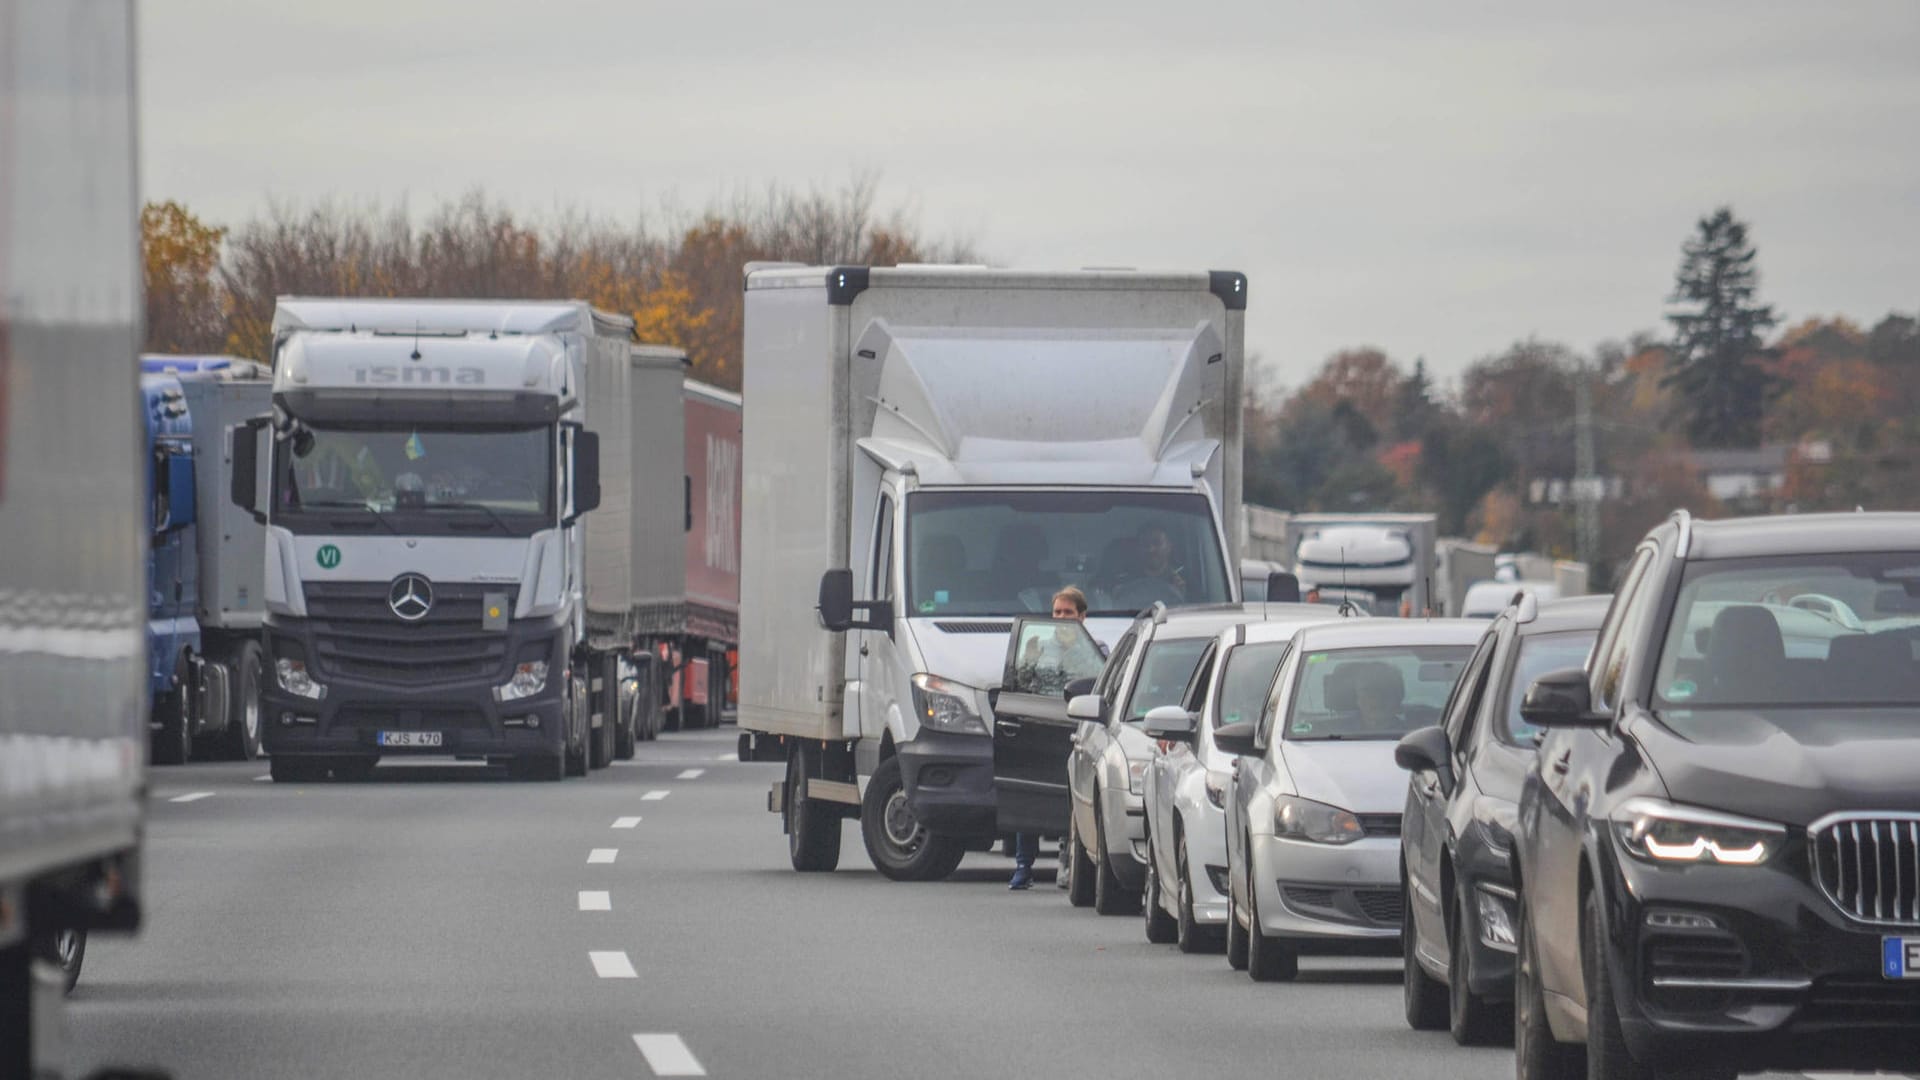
[405,431,425,461]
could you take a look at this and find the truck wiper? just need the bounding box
[433,501,515,534]
[325,504,402,537]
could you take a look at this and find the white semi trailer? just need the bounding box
[737,265,1247,880]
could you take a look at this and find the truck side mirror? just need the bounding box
[230,417,269,524]
[816,569,894,638]
[568,430,601,523]
[164,450,197,532]
[1266,571,1301,604]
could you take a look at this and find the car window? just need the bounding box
[1281,644,1474,741]
[1097,631,1136,702]
[1181,641,1220,714]
[1256,649,1299,748]
[1121,638,1212,724]
[1502,630,1599,744]
[1216,641,1290,733]
[1592,548,1654,712]
[1440,630,1499,748]
[1003,619,1107,696]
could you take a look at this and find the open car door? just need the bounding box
[991,617,1108,836]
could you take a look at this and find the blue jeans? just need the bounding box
[1014,833,1038,870]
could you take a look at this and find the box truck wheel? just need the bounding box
[221,643,264,761]
[860,756,965,882]
[785,744,841,872]
[33,929,86,996]
[150,688,191,766]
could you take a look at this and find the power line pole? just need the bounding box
[1574,365,1600,569]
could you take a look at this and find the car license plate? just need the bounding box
[377,731,443,748]
[1883,937,1920,979]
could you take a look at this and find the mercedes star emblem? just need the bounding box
[388,573,434,621]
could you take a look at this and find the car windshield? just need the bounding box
[1004,619,1106,696]
[1124,638,1213,722]
[1504,630,1597,743]
[1215,641,1289,731]
[904,489,1231,617]
[1654,553,1920,709]
[276,424,554,520]
[1283,644,1473,741]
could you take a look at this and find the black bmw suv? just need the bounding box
[1513,511,1920,1079]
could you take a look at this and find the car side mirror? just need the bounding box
[1520,667,1606,728]
[816,568,893,638]
[567,429,601,523]
[1142,705,1197,743]
[1066,694,1103,722]
[1394,725,1455,797]
[1212,720,1258,758]
[1062,676,1095,703]
[1266,571,1301,604]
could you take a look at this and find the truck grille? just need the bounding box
[304,581,518,687]
[1809,814,1920,926]
[934,621,1013,635]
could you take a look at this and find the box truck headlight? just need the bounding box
[911,673,988,736]
[494,661,550,703]
[275,658,327,701]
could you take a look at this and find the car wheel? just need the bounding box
[150,688,191,766]
[1515,886,1584,1080]
[1583,890,1730,1080]
[1226,887,1250,971]
[1092,803,1138,916]
[860,756,964,882]
[1245,864,1299,982]
[1449,881,1508,1046]
[786,744,841,872]
[1142,830,1177,944]
[1174,831,1216,954]
[224,645,264,761]
[1404,878,1448,1029]
[1067,813,1096,908]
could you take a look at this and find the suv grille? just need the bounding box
[1810,814,1920,926]
[304,581,517,687]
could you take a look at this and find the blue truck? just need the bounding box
[141,356,273,765]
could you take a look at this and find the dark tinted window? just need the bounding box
[1123,639,1212,722]
[1503,630,1598,743]
[1216,642,1289,731]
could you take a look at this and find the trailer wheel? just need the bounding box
[786,744,842,872]
[150,688,191,766]
[861,756,965,882]
[222,643,264,761]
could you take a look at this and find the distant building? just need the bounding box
[1690,445,1791,503]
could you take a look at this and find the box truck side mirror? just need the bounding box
[816,568,894,638]
[568,429,601,524]
[229,417,269,525]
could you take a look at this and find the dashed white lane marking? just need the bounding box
[579,891,611,912]
[588,848,618,864]
[169,792,215,804]
[632,1034,705,1076]
[589,951,637,978]
[612,816,642,829]
[676,768,705,780]
[715,752,737,761]
[253,774,272,782]
[642,790,670,801]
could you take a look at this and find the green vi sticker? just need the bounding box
[316,544,342,570]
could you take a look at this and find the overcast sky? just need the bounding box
[140,2,1920,390]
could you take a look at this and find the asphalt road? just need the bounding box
[51,728,1906,1079]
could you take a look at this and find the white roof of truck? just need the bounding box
[273,297,632,338]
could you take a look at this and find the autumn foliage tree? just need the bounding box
[142,201,228,354]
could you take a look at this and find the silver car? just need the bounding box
[1140,613,1349,951]
[1219,618,1483,981]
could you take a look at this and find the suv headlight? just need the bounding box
[1612,797,1784,866]
[494,661,549,703]
[911,673,988,736]
[275,658,326,701]
[1273,795,1364,845]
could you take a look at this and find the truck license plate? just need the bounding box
[377,731,443,748]
[1884,937,1920,979]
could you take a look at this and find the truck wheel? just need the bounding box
[222,644,264,761]
[33,929,86,996]
[565,676,588,777]
[786,745,841,872]
[860,756,964,882]
[509,753,565,782]
[589,709,613,770]
[1067,814,1096,908]
[270,756,326,783]
[150,688,191,766]
[614,675,637,760]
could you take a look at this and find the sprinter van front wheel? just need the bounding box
[861,756,963,882]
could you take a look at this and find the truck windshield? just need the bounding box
[905,490,1230,617]
[274,424,554,533]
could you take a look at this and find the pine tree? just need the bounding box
[1662,207,1780,448]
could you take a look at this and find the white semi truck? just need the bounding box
[1285,512,1437,616]
[229,298,699,781]
[737,265,1247,880]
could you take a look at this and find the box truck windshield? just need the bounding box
[275,423,555,530]
[904,489,1230,617]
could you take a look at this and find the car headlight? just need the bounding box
[1272,795,1364,845]
[1128,757,1149,795]
[911,673,988,736]
[493,661,549,703]
[275,658,326,701]
[1611,797,1784,866]
[1204,770,1228,810]
[1473,797,1520,858]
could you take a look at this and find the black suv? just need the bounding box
[1513,511,1920,1079]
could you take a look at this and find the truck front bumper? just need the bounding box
[897,730,997,839]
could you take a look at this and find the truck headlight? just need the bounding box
[275,658,326,701]
[911,673,988,736]
[493,661,549,703]
[1612,797,1784,866]
[1273,795,1364,845]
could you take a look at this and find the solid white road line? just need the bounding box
[169,792,215,804]
[589,951,637,979]
[675,768,705,780]
[632,1034,705,1077]
[642,790,670,801]
[578,891,611,912]
[588,848,618,864]
[612,816,642,829]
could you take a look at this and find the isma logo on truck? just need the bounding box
[350,365,486,385]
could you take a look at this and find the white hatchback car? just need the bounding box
[1140,613,1350,952]
[1218,618,1483,981]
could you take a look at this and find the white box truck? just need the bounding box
[1285,512,1437,616]
[737,265,1247,880]
[229,299,690,781]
